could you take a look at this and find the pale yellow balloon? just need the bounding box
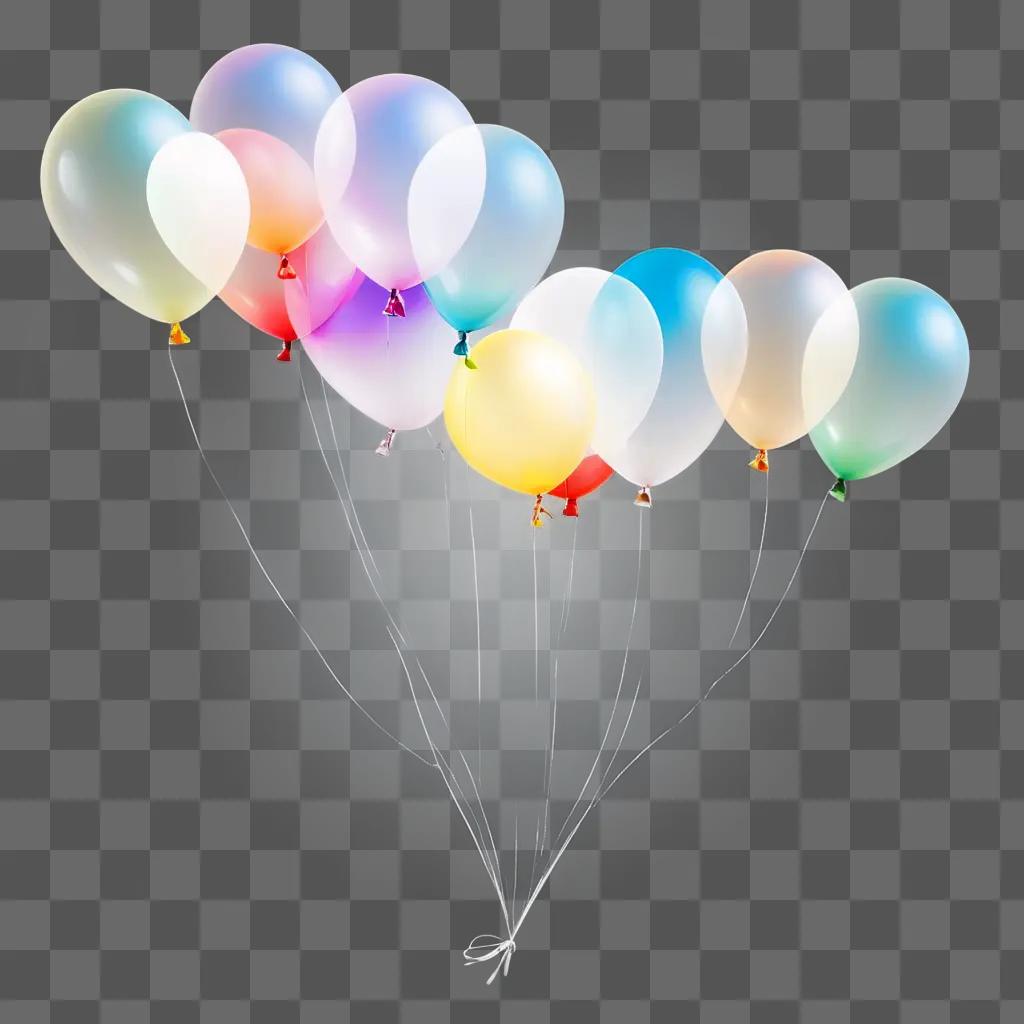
[444,329,596,497]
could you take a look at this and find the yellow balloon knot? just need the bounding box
[531,495,552,528]
[168,322,190,346]
[748,449,769,473]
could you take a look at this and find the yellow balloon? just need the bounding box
[444,329,596,497]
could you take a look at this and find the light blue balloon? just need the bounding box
[420,124,564,340]
[809,278,970,486]
[605,248,728,490]
[191,44,341,166]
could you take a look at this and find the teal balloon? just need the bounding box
[809,278,969,483]
[415,124,564,334]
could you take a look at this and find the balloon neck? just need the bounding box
[453,330,477,368]
[829,478,848,503]
[276,339,293,363]
[168,322,190,346]
[375,427,397,456]
[634,486,652,509]
[748,449,769,473]
[531,494,553,528]
[562,497,579,518]
[383,288,406,317]
[277,254,297,280]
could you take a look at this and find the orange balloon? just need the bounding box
[216,128,323,256]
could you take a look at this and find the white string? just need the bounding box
[501,487,833,950]
[301,361,507,911]
[549,510,644,856]
[320,374,380,580]
[539,521,577,860]
[167,348,432,767]
[467,465,483,782]
[728,466,769,648]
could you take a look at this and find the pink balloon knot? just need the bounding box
[277,254,297,280]
[383,288,406,317]
[276,339,293,363]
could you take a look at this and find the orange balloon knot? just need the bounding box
[168,322,190,346]
[383,288,406,317]
[748,449,769,473]
[562,497,579,518]
[531,495,553,528]
[276,339,293,363]
[277,254,297,280]
[375,427,397,456]
[829,478,847,503]
[634,486,652,508]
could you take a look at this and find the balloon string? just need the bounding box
[303,371,506,914]
[535,520,577,894]
[319,374,380,580]
[506,487,833,946]
[728,464,769,648]
[167,348,432,767]
[549,510,644,855]
[426,425,505,906]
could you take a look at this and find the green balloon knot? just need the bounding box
[829,478,847,503]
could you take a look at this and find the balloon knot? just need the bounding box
[634,486,652,509]
[829,478,848,502]
[531,494,553,528]
[383,288,406,317]
[375,427,397,456]
[464,356,478,370]
[748,449,769,473]
[168,322,190,346]
[464,934,516,985]
[276,339,292,363]
[562,497,579,517]
[276,254,297,280]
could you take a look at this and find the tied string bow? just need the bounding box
[464,934,516,985]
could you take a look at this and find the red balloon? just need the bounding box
[219,222,362,359]
[548,454,614,517]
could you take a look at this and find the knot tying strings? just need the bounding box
[464,934,516,985]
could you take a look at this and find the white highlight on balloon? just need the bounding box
[511,267,663,459]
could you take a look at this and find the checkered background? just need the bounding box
[0,0,1018,1019]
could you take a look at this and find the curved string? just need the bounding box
[729,465,769,648]
[319,374,380,580]
[300,361,506,911]
[168,348,432,767]
[504,487,833,947]
[549,510,645,856]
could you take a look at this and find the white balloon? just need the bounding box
[511,268,663,458]
[146,133,250,295]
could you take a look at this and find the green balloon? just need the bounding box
[809,278,969,487]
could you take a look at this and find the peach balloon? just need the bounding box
[216,128,323,257]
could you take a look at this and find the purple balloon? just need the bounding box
[302,278,454,435]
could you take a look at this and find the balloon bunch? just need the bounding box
[39,43,969,509]
[41,45,972,983]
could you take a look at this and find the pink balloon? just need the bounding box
[216,128,323,258]
[219,223,363,360]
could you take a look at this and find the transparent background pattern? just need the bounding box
[0,0,1017,1020]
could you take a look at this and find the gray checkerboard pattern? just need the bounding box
[0,0,1017,1018]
